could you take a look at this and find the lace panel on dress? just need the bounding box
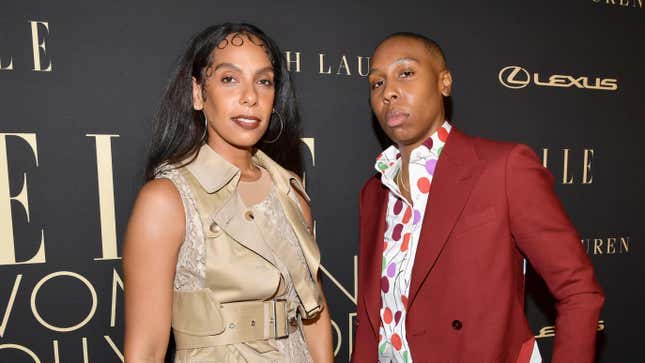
[155,166,206,291]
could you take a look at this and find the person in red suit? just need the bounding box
[351,32,604,363]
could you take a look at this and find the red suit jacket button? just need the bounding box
[452,320,463,330]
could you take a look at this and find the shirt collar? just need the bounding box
[374,121,452,177]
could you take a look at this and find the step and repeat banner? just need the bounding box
[1,1,643,362]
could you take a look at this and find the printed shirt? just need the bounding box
[375,121,451,363]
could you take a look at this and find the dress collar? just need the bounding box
[184,144,310,201]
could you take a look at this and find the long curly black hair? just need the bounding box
[145,23,303,180]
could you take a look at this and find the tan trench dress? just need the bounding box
[157,144,324,363]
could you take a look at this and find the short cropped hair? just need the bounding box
[380,32,447,69]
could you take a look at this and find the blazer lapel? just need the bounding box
[408,129,485,307]
[362,179,389,334]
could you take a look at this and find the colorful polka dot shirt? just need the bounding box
[374,121,452,363]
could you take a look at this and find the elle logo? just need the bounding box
[0,21,52,72]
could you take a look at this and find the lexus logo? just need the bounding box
[498,65,618,91]
[499,66,531,89]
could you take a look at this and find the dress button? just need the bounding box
[245,211,255,221]
[452,320,463,330]
[209,222,221,234]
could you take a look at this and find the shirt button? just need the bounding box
[245,211,255,221]
[452,320,463,330]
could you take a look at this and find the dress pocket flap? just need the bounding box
[172,289,225,336]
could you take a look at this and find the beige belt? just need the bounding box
[173,299,298,350]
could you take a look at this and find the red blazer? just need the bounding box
[351,128,604,363]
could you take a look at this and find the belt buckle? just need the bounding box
[271,299,288,338]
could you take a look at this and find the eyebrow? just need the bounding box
[394,57,420,64]
[212,62,274,75]
[255,66,275,75]
[368,57,420,76]
[212,62,240,73]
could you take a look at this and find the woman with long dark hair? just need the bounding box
[123,23,333,363]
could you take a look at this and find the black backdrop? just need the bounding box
[1,1,643,362]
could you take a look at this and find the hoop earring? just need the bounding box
[264,109,284,144]
[201,116,208,142]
